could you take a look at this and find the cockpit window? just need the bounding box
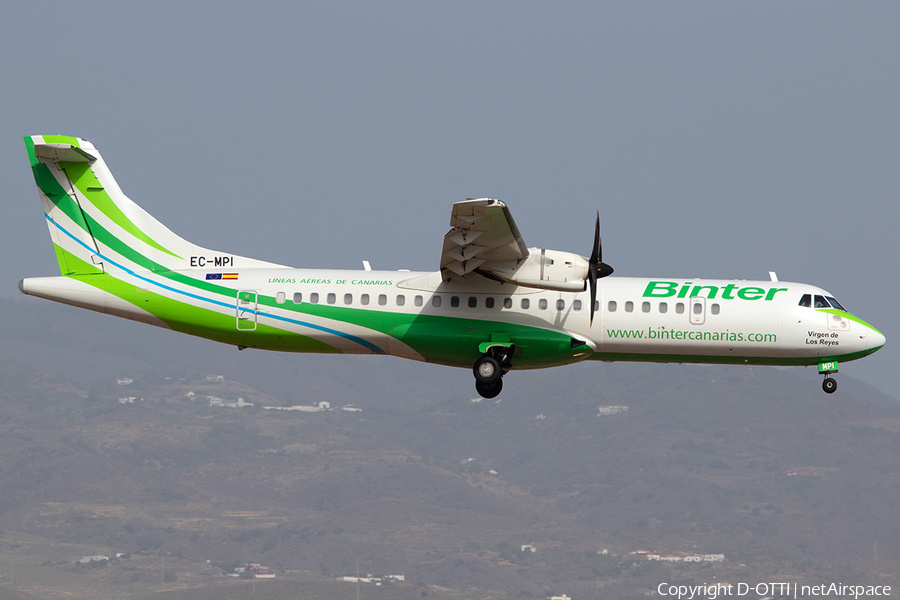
[813,295,830,308]
[799,294,811,308]
[826,296,846,311]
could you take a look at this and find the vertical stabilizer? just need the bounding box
[24,135,285,276]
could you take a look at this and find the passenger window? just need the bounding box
[397,295,405,306]
[641,302,650,313]
[594,300,599,312]
[573,299,582,311]
[485,297,495,309]
[327,293,336,305]
[293,292,302,304]
[432,295,442,308]
[468,297,477,308]
[826,296,846,311]
[276,292,285,305]
[378,294,387,306]
[556,299,565,311]
[799,294,811,308]
[344,293,352,305]
[521,298,530,309]
[659,302,667,314]
[451,296,460,308]
[361,294,369,306]
[814,295,830,308]
[503,298,512,309]
[693,303,702,315]
[414,295,423,307]
[625,301,633,313]
[711,303,720,315]
[310,292,319,304]
[608,301,617,312]
[539,299,548,310]
[676,302,684,314]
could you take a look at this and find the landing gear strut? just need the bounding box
[473,345,514,399]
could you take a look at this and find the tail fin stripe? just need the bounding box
[32,162,95,238]
[58,161,181,259]
[27,136,288,277]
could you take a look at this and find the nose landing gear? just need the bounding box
[473,345,514,399]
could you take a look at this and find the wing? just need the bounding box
[439,198,594,292]
[439,198,529,280]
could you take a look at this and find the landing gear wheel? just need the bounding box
[476,378,502,399]
[822,377,837,394]
[473,356,502,385]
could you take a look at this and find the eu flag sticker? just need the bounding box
[206,273,223,280]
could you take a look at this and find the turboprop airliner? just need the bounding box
[19,135,885,398]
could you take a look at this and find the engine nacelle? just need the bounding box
[482,248,589,292]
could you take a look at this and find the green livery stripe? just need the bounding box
[24,137,38,167]
[61,235,576,366]
[32,162,89,230]
[56,245,103,276]
[588,347,881,367]
[57,161,181,259]
[52,204,883,371]
[53,207,284,315]
[31,162,98,275]
[269,301,579,368]
[40,135,81,147]
[60,258,340,355]
[52,243,72,274]
[73,210,234,297]
[817,308,883,336]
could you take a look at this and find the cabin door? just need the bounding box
[689,296,706,325]
[236,290,258,331]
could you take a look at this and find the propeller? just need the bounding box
[588,212,614,326]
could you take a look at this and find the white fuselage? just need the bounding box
[21,267,883,370]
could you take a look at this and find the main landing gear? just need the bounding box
[822,377,837,394]
[473,345,514,399]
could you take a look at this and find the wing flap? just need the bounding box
[438,197,592,291]
[440,198,528,281]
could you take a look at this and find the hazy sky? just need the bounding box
[2,3,897,397]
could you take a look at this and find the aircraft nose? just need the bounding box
[868,328,886,351]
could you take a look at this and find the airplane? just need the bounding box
[19,135,885,398]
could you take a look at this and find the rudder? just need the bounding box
[26,135,106,275]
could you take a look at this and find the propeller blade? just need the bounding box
[588,212,613,326]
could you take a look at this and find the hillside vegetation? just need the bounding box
[0,299,896,599]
